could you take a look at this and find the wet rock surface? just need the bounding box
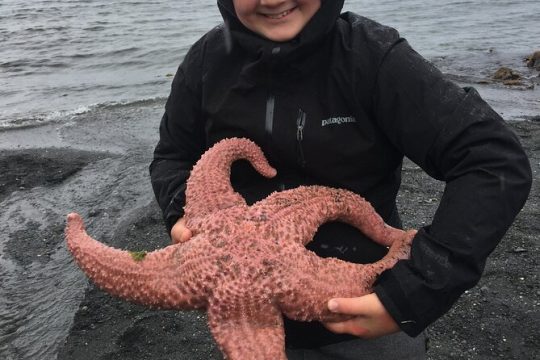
[493,66,522,81]
[0,148,111,203]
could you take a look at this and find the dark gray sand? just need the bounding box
[0,119,538,360]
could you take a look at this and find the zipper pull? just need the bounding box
[296,109,306,168]
[296,109,305,141]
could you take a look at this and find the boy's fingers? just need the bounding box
[323,321,346,333]
[325,295,399,339]
[323,319,369,337]
[171,218,192,244]
[327,297,367,316]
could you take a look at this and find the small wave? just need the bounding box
[96,96,167,110]
[79,60,148,70]
[0,97,167,132]
[65,52,97,59]
[83,25,106,32]
[0,60,31,69]
[0,106,92,131]
[21,25,68,33]
[52,48,149,64]
[44,106,93,121]
[107,46,141,56]
[0,59,69,72]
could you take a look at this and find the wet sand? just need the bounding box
[0,111,538,359]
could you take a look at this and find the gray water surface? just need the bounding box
[1,0,539,127]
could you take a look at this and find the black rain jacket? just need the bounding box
[150,0,532,348]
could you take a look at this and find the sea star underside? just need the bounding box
[65,137,416,360]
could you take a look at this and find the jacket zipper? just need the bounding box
[266,47,279,140]
[267,47,288,190]
[296,109,306,168]
[265,95,275,139]
[266,93,285,190]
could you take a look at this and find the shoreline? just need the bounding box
[0,111,538,359]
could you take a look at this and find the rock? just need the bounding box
[524,51,540,70]
[493,67,521,81]
[503,79,524,86]
[492,67,526,86]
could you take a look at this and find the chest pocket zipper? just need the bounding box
[265,95,275,140]
[296,109,306,168]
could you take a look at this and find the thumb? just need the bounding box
[328,297,367,316]
[171,218,192,244]
[180,227,192,242]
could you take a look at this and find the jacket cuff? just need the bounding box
[165,212,182,235]
[374,270,422,337]
[373,227,456,337]
[164,191,186,235]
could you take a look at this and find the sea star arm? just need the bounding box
[207,285,286,360]
[184,138,276,225]
[277,232,416,323]
[65,213,213,309]
[276,245,373,322]
[255,186,406,247]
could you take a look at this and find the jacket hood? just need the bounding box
[217,0,345,63]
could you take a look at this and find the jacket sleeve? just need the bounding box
[371,39,532,336]
[149,44,206,233]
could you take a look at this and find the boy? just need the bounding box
[150,0,532,358]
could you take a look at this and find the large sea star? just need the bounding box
[65,138,416,359]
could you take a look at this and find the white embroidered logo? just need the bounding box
[321,116,357,127]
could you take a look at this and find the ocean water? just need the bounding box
[1,0,539,129]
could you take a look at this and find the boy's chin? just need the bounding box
[258,27,301,43]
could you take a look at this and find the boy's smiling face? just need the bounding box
[232,0,321,42]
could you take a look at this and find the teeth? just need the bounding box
[266,9,293,19]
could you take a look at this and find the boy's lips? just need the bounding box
[260,6,297,20]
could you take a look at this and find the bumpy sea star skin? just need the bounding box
[66,138,416,360]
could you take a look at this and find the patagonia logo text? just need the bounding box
[321,116,357,127]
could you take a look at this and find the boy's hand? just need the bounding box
[323,293,400,339]
[171,217,192,244]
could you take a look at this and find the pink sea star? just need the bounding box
[65,138,416,359]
